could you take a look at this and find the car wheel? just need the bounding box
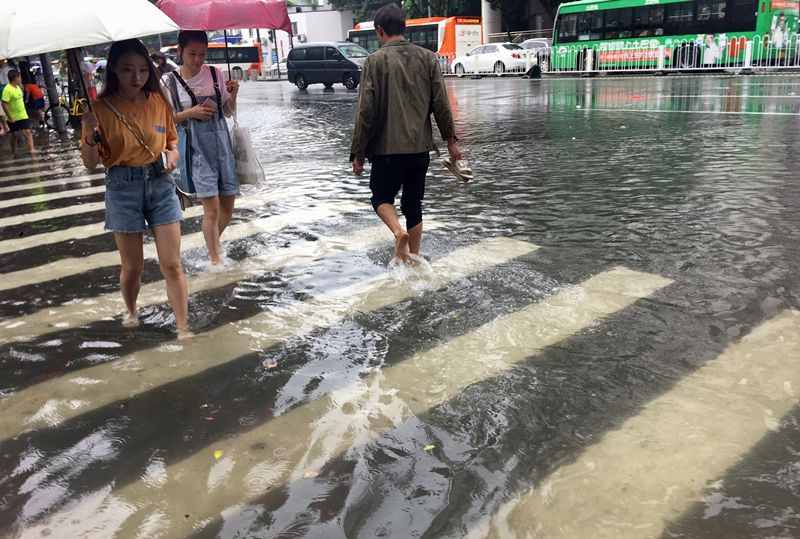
[454,64,465,77]
[494,61,505,76]
[343,75,358,90]
[295,74,308,90]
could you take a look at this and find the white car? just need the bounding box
[452,43,528,76]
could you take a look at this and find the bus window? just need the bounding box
[727,0,757,31]
[603,8,633,38]
[577,12,603,40]
[649,6,665,35]
[665,2,695,35]
[408,25,438,51]
[558,14,578,43]
[697,0,727,32]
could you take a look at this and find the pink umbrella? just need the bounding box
[157,0,292,33]
[157,0,292,76]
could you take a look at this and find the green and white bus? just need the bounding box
[550,0,799,71]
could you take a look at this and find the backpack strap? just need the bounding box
[208,66,224,120]
[172,71,198,108]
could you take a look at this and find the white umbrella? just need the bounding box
[0,0,179,59]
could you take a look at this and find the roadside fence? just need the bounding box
[547,34,800,75]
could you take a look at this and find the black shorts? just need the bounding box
[369,152,430,230]
[9,119,32,132]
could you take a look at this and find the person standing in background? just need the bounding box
[2,70,35,157]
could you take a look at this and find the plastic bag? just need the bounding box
[231,113,265,186]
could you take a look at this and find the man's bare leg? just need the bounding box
[408,222,423,256]
[376,203,410,263]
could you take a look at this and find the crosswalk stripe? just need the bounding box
[0,206,201,256]
[0,234,536,537]
[0,174,102,195]
[0,201,361,291]
[0,167,93,184]
[0,151,77,167]
[0,189,291,256]
[0,185,105,210]
[477,310,800,539]
[103,264,669,537]
[0,161,58,175]
[0,220,449,439]
[0,201,106,228]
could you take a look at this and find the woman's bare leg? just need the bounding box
[200,196,223,264]
[114,233,145,323]
[152,222,189,335]
[218,194,236,236]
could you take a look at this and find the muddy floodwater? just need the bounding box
[1,74,800,538]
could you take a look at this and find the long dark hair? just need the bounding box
[177,30,209,63]
[100,39,165,101]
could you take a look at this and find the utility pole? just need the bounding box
[39,52,67,134]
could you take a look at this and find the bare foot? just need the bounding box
[122,312,140,328]
[177,329,195,341]
[394,231,410,264]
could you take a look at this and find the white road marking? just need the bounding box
[0,174,102,195]
[478,310,800,539]
[107,264,668,537]
[0,221,457,438]
[0,201,360,292]
[0,167,93,184]
[0,190,289,256]
[0,185,106,210]
[0,201,107,228]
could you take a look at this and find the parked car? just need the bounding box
[520,38,551,72]
[452,43,528,76]
[287,42,369,90]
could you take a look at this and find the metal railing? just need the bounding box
[487,29,553,44]
[547,35,800,75]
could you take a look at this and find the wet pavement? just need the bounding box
[1,74,800,538]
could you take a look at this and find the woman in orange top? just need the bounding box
[80,39,190,338]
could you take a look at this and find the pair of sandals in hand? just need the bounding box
[441,157,474,183]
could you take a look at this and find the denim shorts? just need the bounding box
[105,165,182,233]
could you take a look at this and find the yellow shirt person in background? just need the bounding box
[1,69,35,157]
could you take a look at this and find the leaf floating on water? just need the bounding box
[213,450,223,460]
[263,359,279,370]
[424,444,436,452]
[303,469,319,478]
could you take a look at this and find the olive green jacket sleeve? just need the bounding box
[429,55,457,143]
[350,56,378,162]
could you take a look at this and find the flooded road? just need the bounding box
[1,74,799,538]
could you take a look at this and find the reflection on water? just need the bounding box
[1,75,800,538]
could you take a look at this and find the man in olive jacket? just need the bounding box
[351,3,462,264]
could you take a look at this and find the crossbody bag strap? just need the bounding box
[101,98,157,161]
[173,71,199,108]
[208,66,224,120]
